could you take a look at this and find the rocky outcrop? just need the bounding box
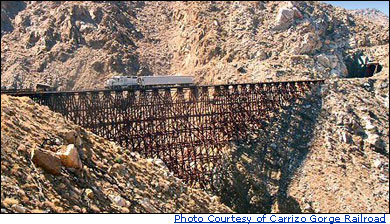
[292,32,323,55]
[211,77,389,213]
[1,1,26,36]
[1,2,142,90]
[316,54,339,69]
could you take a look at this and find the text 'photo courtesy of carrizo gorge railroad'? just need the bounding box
[1,1,389,214]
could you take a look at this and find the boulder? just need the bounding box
[32,149,62,175]
[153,158,167,169]
[366,133,381,148]
[341,132,352,144]
[293,7,303,19]
[139,198,160,213]
[364,118,377,132]
[64,130,78,144]
[297,32,322,54]
[58,144,82,169]
[110,195,128,207]
[11,204,26,213]
[275,8,295,30]
[274,6,303,30]
[327,56,339,69]
[373,159,382,168]
[256,51,268,60]
[317,54,339,69]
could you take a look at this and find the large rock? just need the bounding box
[139,198,160,213]
[316,54,339,69]
[274,6,303,30]
[85,188,94,199]
[57,144,82,169]
[294,32,322,54]
[32,149,62,175]
[64,130,78,144]
[275,8,295,30]
[11,204,26,213]
[110,195,128,207]
[64,130,82,146]
[366,133,382,148]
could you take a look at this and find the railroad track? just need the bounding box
[1,79,324,96]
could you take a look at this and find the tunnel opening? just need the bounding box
[345,51,382,78]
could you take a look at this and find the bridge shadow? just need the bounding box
[211,85,323,213]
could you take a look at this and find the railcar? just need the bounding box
[137,76,194,87]
[105,75,194,89]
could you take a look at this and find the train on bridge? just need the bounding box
[1,75,195,94]
[105,75,194,90]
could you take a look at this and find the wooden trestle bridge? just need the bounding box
[2,80,324,188]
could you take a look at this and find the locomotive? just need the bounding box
[36,83,58,91]
[105,75,194,89]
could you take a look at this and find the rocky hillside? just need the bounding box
[350,8,389,27]
[211,77,389,213]
[1,0,389,214]
[1,95,231,213]
[1,1,389,90]
[136,1,388,84]
[288,77,389,213]
[1,1,144,90]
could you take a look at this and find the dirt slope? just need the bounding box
[1,95,231,213]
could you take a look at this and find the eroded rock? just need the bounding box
[57,144,82,169]
[32,149,62,175]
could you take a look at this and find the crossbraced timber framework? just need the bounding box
[9,80,323,187]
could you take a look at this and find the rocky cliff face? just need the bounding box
[1,1,389,89]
